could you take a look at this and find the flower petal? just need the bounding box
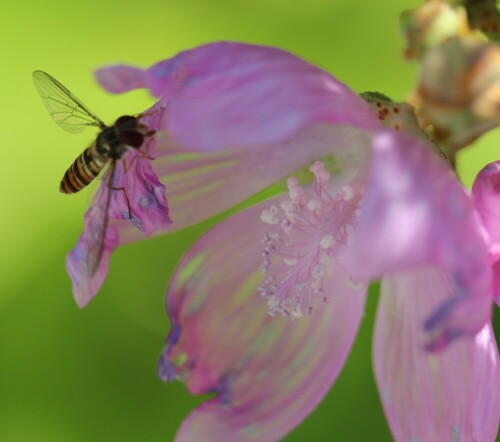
[472,161,500,306]
[374,269,500,441]
[108,151,171,236]
[134,124,370,236]
[95,42,378,236]
[472,161,500,245]
[341,129,483,274]
[339,129,492,347]
[95,42,380,151]
[94,64,148,94]
[66,121,171,306]
[159,199,366,441]
[66,183,120,308]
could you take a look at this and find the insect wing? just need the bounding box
[86,162,115,277]
[33,70,105,134]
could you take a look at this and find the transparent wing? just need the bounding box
[33,70,105,134]
[86,162,114,277]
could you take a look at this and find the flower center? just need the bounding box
[258,161,363,319]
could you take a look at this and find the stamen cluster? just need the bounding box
[258,161,363,319]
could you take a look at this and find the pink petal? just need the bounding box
[107,151,171,236]
[473,161,500,244]
[95,42,379,236]
[66,228,118,308]
[95,42,380,150]
[94,64,148,94]
[130,124,369,236]
[342,130,482,273]
[472,161,500,306]
[66,182,120,308]
[66,120,171,306]
[339,129,492,347]
[159,199,366,441]
[374,269,500,441]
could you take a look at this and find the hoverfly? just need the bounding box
[33,70,156,276]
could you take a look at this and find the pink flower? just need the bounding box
[95,42,499,440]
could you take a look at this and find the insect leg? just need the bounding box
[107,164,132,219]
[109,184,132,219]
[122,153,155,174]
[138,106,164,118]
[122,133,157,173]
[143,134,156,155]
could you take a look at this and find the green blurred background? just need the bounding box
[1,0,499,440]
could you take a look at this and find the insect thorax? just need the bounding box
[95,116,144,160]
[95,126,128,160]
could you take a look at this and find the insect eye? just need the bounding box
[115,115,135,127]
[119,131,144,148]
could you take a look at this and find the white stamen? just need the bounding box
[281,200,299,222]
[341,184,355,201]
[288,186,305,202]
[310,161,331,189]
[290,306,304,320]
[320,234,335,250]
[261,206,280,225]
[259,160,362,320]
[307,199,322,211]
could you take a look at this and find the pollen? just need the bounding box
[258,161,363,319]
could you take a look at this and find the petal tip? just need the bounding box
[94,65,148,94]
[158,352,177,382]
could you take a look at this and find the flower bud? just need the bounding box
[401,1,469,60]
[414,36,500,149]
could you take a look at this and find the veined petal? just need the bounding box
[66,117,171,306]
[339,129,492,347]
[121,124,371,240]
[94,64,148,94]
[107,151,171,236]
[159,199,366,441]
[472,162,500,306]
[66,182,120,308]
[374,269,500,442]
[341,129,484,274]
[96,42,380,151]
[472,161,500,246]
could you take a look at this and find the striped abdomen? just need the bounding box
[60,147,106,193]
